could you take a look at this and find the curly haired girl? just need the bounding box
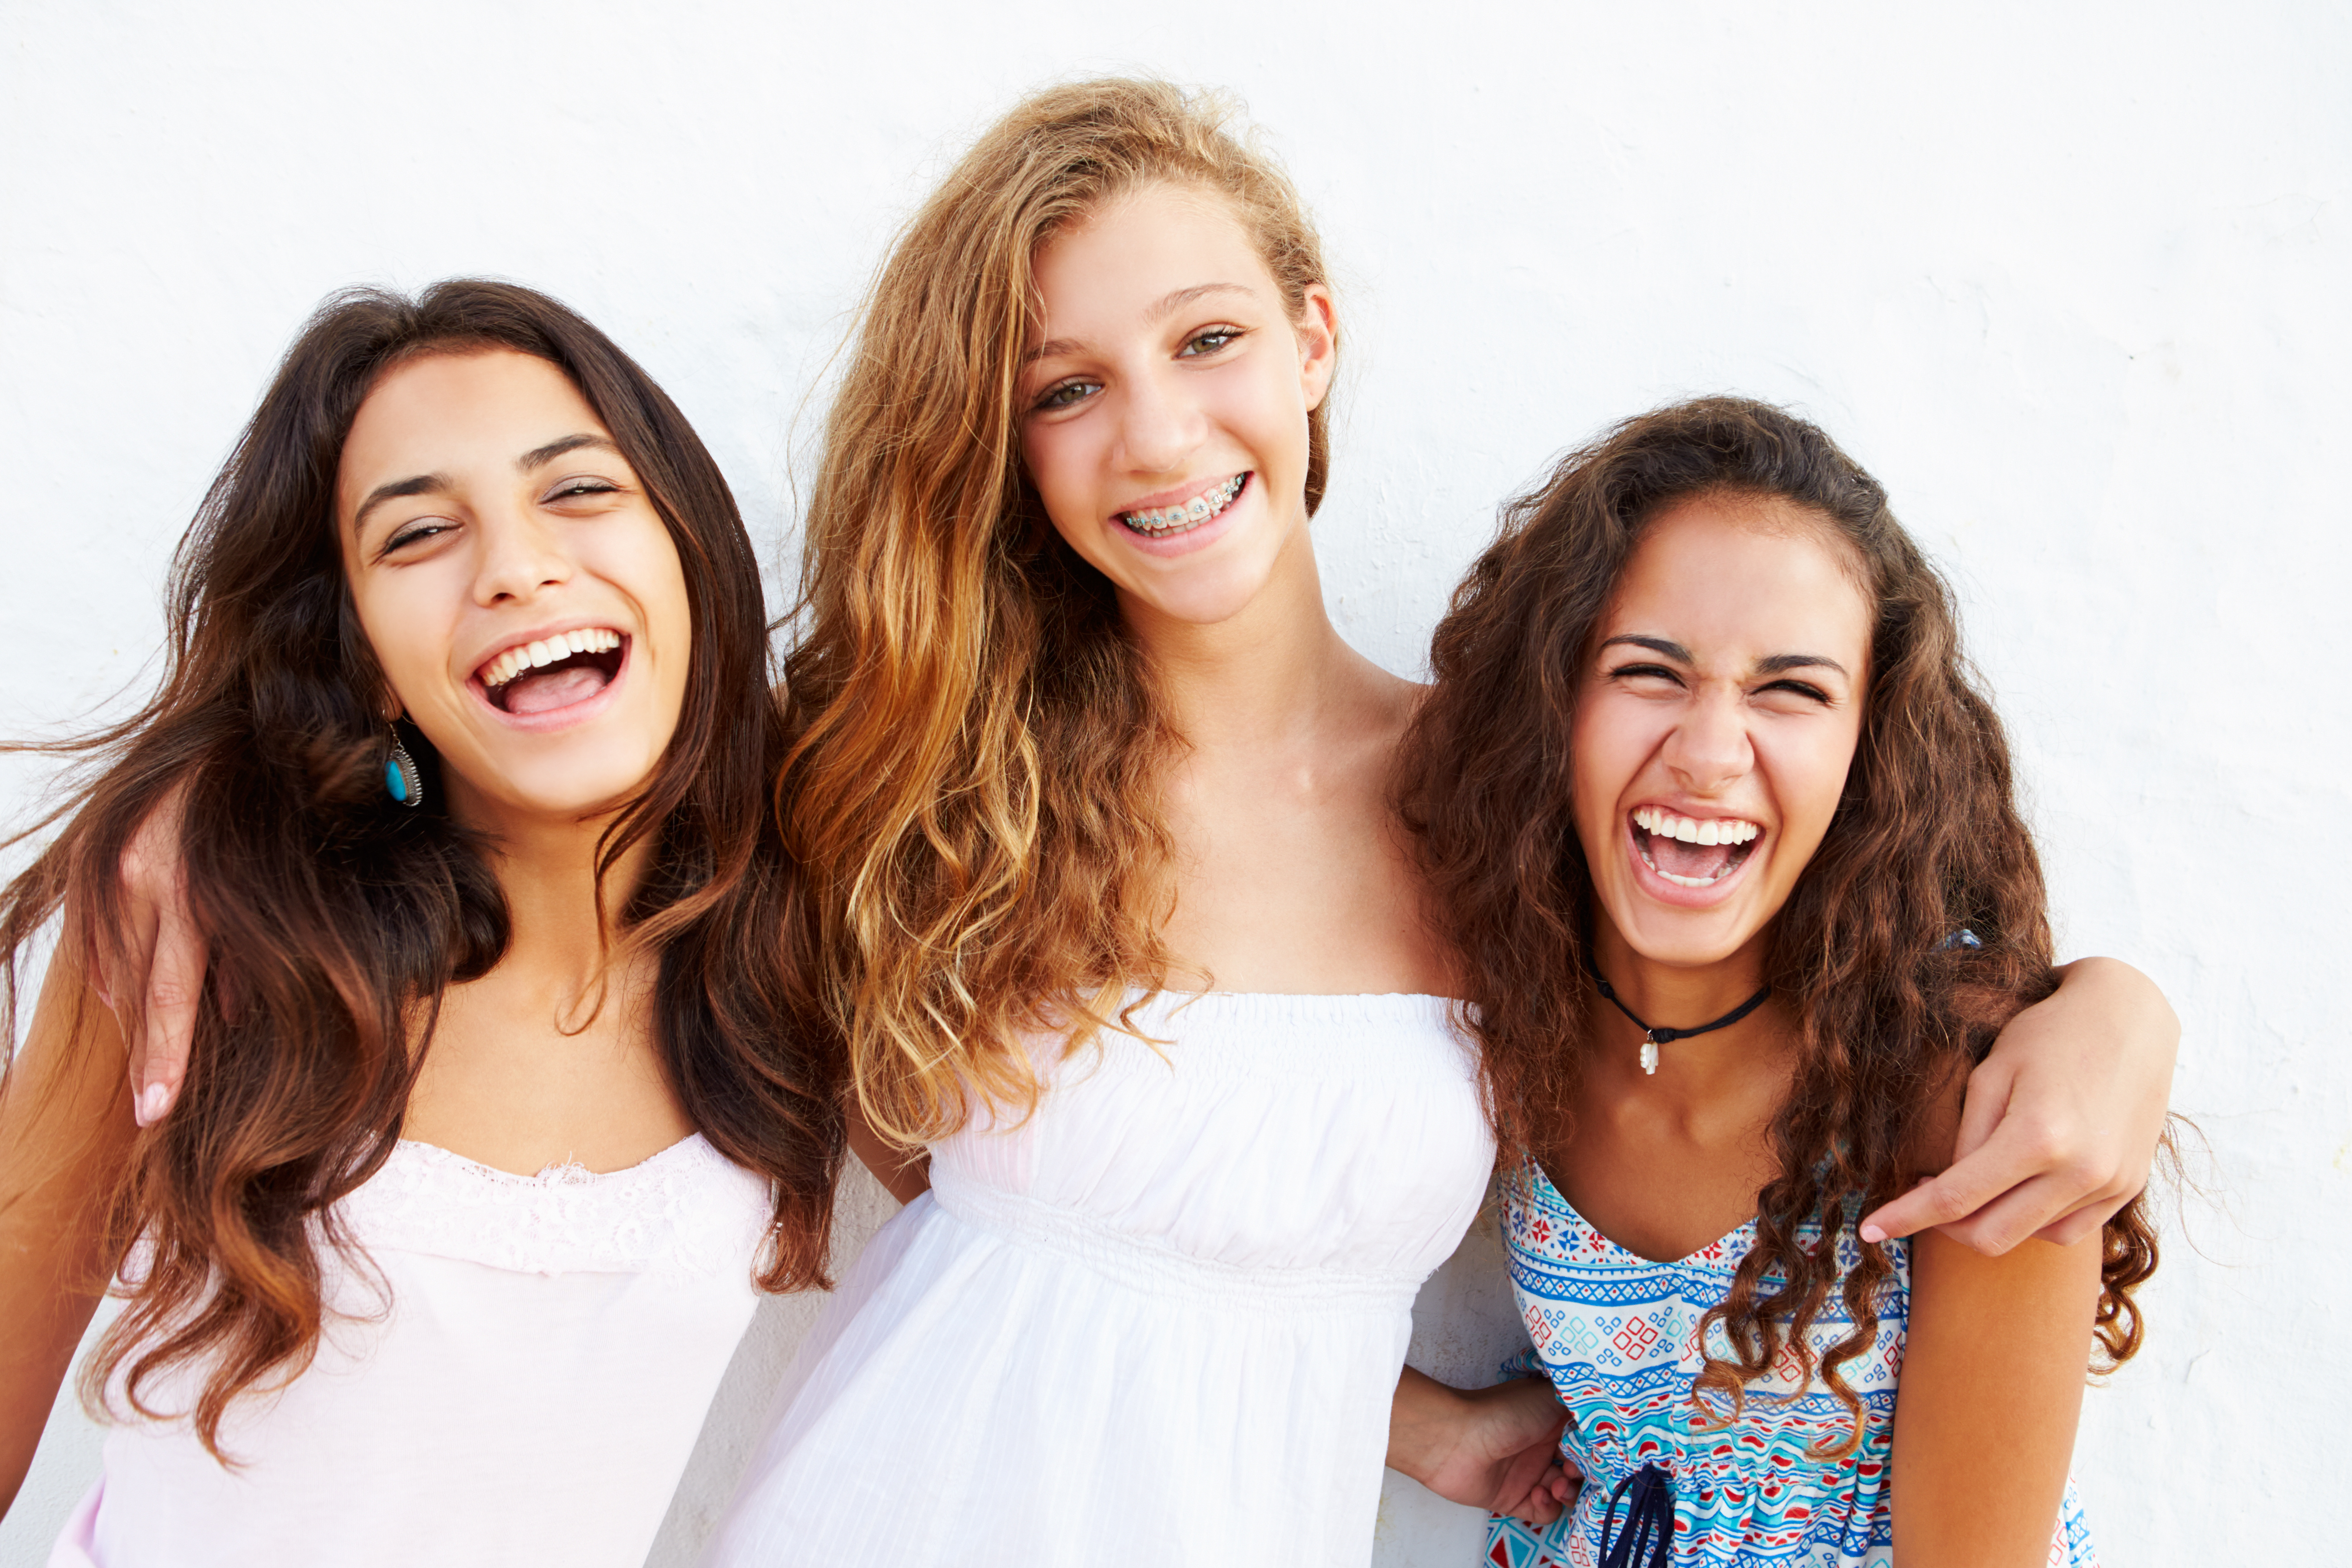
[1392,397,2160,1567]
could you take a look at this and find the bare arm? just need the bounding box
[1386,1366,1574,1526]
[1,944,136,1513]
[1891,1225,2102,1564]
[844,1098,931,1206]
[1862,957,2177,1253]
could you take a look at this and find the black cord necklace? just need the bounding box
[1585,953,1771,1076]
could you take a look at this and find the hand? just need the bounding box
[1860,957,2178,1254]
[1389,1369,1578,1526]
[85,784,207,1127]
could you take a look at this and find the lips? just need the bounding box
[1116,472,1248,538]
[475,627,627,716]
[1630,805,1761,890]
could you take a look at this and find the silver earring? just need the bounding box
[385,731,423,808]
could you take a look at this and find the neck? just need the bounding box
[1120,523,1376,750]
[1586,918,1787,1095]
[445,784,651,994]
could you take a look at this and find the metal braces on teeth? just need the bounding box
[1122,473,1245,534]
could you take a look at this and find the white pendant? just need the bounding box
[1640,1039,1660,1075]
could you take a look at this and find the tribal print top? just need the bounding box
[1483,1158,2099,1568]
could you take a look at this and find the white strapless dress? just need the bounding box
[706,991,1497,1568]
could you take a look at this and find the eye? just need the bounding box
[544,476,623,505]
[381,519,454,556]
[1033,377,1100,412]
[1757,678,1833,705]
[1178,326,1241,358]
[1606,662,1685,687]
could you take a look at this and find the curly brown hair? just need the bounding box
[1397,396,2158,1448]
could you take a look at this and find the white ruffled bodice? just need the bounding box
[55,1135,774,1568]
[709,991,1498,1568]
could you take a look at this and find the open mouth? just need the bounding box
[1631,805,1760,890]
[477,628,627,716]
[1117,472,1249,539]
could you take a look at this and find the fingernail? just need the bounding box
[1858,1223,1886,1244]
[135,1083,170,1126]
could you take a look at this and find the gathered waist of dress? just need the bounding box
[927,1166,1425,1316]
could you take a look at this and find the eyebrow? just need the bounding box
[1024,281,1257,365]
[350,435,622,533]
[1600,635,1849,679]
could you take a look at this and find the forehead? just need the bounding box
[1028,182,1273,335]
[1603,493,1873,664]
[338,349,604,510]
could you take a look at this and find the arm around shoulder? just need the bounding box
[1862,956,2178,1253]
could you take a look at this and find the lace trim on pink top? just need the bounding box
[335,1133,773,1281]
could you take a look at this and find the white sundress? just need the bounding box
[705,991,1498,1568]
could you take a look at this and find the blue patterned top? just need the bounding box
[1484,1159,2099,1568]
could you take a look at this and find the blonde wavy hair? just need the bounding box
[779,78,1337,1146]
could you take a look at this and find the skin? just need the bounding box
[1443,496,2105,1559]
[3,350,701,1510]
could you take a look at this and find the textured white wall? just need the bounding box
[3,1,2345,1562]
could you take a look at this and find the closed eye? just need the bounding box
[1607,662,1686,686]
[1758,678,1833,703]
[381,518,456,556]
[544,477,623,504]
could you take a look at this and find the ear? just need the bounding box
[1294,283,1338,414]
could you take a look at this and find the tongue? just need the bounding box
[1651,832,1736,881]
[503,664,608,715]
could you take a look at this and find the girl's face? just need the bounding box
[1570,494,1873,972]
[1017,181,1336,628]
[337,348,692,829]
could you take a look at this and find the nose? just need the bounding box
[472,503,573,607]
[1112,363,1206,477]
[1660,684,1754,796]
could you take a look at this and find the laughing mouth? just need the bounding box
[1117,472,1248,538]
[1632,804,1761,889]
[477,628,626,716]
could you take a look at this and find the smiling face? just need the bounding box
[1016,181,1337,628]
[1570,492,1874,976]
[337,348,691,830]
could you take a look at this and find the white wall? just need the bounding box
[3,1,2344,1562]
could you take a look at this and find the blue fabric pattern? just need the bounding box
[1482,1159,2099,1568]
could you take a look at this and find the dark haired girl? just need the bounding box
[1389,399,2158,1566]
[0,282,840,1565]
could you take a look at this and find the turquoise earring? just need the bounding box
[386,731,423,808]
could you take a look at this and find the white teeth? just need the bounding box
[481,628,622,688]
[1120,473,1245,536]
[1632,806,1761,849]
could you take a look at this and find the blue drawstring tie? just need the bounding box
[1598,1461,1676,1568]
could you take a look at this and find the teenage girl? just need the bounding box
[0,282,841,1564]
[1388,398,2158,1566]
[702,83,2175,1565]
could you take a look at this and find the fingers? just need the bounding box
[1947,1056,2014,1167]
[113,788,201,1127]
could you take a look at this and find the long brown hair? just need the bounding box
[0,280,843,1457]
[780,78,1337,1144]
[1398,396,2159,1446]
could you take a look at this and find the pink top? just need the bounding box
[51,1134,772,1568]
